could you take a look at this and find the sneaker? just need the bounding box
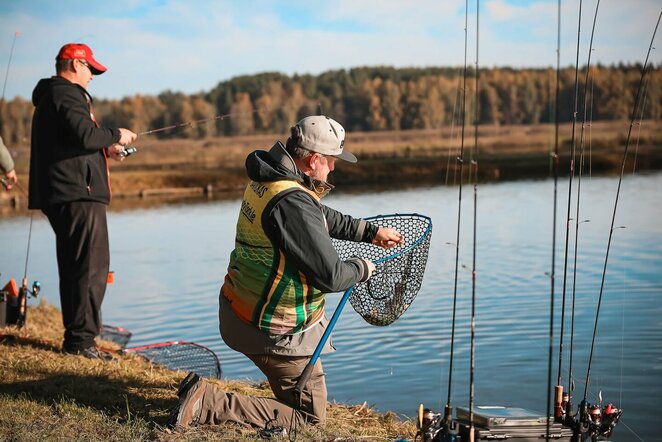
[64,346,113,361]
[168,373,207,429]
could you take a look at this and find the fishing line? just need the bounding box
[582,10,661,403]
[444,73,464,186]
[631,73,651,174]
[568,0,601,418]
[137,103,291,136]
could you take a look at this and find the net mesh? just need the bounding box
[333,213,432,326]
[100,324,132,348]
[126,342,222,379]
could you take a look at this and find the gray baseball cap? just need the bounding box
[293,115,357,163]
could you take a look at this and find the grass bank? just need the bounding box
[0,301,417,441]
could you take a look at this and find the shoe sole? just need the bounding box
[177,372,200,397]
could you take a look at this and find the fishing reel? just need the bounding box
[0,177,13,191]
[575,400,622,441]
[16,279,40,328]
[1,277,40,328]
[119,146,138,158]
[256,410,287,439]
[415,404,460,442]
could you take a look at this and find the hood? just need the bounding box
[32,76,88,106]
[246,142,303,183]
[245,142,334,198]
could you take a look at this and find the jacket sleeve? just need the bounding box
[52,85,120,150]
[266,191,367,293]
[322,205,379,243]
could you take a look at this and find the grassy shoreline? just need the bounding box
[0,301,417,441]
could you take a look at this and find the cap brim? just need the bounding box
[88,58,107,75]
[334,150,357,163]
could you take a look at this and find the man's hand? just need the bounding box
[106,144,127,162]
[372,227,404,249]
[4,169,17,183]
[118,128,137,146]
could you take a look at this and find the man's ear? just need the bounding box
[309,153,323,170]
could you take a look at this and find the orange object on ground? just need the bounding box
[2,278,18,298]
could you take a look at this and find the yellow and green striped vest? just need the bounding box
[222,179,326,335]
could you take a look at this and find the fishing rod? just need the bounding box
[468,1,480,440]
[1,182,41,327]
[630,66,652,175]
[555,0,582,424]
[416,2,473,439]
[579,9,660,438]
[546,1,561,439]
[0,32,39,328]
[123,103,296,158]
[1,31,19,174]
[1,31,19,102]
[443,0,471,436]
[566,0,601,426]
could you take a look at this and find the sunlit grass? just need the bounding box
[0,300,417,441]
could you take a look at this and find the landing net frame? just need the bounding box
[333,213,433,326]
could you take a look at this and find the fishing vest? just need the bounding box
[222,179,326,335]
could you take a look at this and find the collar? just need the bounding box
[268,141,334,198]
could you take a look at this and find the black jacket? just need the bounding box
[28,76,121,209]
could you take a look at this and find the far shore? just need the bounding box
[2,120,661,212]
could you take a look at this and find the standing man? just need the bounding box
[0,135,17,188]
[169,115,403,430]
[28,43,137,359]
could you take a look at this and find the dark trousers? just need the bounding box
[44,201,109,351]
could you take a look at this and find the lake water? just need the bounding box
[1,172,660,441]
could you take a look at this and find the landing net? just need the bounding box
[333,213,432,326]
[125,341,222,379]
[100,324,133,348]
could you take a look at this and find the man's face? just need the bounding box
[308,153,337,183]
[75,59,94,89]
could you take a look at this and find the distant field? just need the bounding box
[4,120,661,206]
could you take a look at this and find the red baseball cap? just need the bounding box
[56,43,107,75]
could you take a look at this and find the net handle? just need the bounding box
[294,214,432,401]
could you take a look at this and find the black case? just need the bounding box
[0,289,8,326]
[456,406,574,441]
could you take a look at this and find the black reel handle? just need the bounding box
[119,146,138,158]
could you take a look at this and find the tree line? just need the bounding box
[1,63,660,145]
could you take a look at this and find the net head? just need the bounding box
[333,213,432,326]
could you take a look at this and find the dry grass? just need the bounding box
[0,301,417,441]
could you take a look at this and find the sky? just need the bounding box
[0,0,660,101]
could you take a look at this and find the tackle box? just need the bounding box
[456,406,574,441]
